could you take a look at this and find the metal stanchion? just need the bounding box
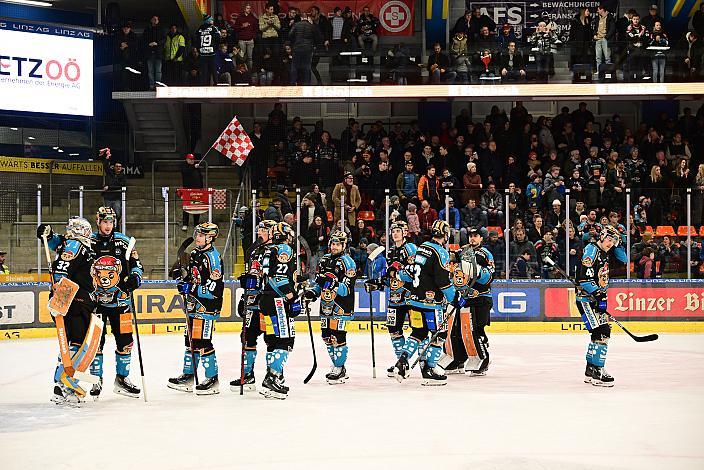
[164,187,169,277]
[504,190,510,280]
[37,185,42,280]
[444,189,450,224]
[208,187,213,223]
[78,185,84,218]
[340,189,346,231]
[251,190,257,243]
[384,189,390,254]
[121,186,127,234]
[296,188,301,276]
[565,189,570,275]
[687,188,692,279]
[626,189,631,280]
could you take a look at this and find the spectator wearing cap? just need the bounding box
[0,249,8,274]
[642,4,663,33]
[181,153,203,231]
[333,172,361,227]
[462,162,483,205]
[546,199,565,230]
[438,197,461,244]
[498,24,517,52]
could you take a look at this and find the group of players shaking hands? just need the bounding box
[41,203,626,405]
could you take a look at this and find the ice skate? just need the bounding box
[90,377,103,399]
[584,364,595,384]
[325,366,348,384]
[114,375,140,398]
[260,370,288,399]
[421,364,447,386]
[51,384,82,407]
[394,353,410,382]
[442,360,466,375]
[195,375,220,395]
[468,357,490,376]
[230,372,256,392]
[386,365,396,378]
[167,373,194,392]
[591,367,615,387]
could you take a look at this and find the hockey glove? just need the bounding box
[303,288,318,300]
[288,300,302,317]
[320,272,338,291]
[238,273,258,290]
[453,293,468,309]
[170,265,187,281]
[123,273,141,292]
[177,282,194,296]
[37,224,53,240]
[237,296,246,318]
[386,261,403,277]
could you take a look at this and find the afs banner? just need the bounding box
[221,0,414,36]
[0,156,103,176]
[545,286,704,319]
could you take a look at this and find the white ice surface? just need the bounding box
[1,332,703,470]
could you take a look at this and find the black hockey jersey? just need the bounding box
[91,231,143,308]
[402,240,455,309]
[52,239,96,306]
[262,243,296,299]
[314,253,356,316]
[386,241,417,307]
[196,24,221,56]
[184,245,224,318]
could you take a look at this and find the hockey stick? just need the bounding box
[544,257,659,343]
[172,237,200,389]
[125,237,147,402]
[302,297,317,384]
[366,245,385,379]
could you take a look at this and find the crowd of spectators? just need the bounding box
[244,100,704,279]
[113,3,704,89]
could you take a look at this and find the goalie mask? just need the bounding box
[66,216,92,247]
[459,246,480,287]
[430,219,451,242]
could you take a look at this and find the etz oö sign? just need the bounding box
[0,21,93,116]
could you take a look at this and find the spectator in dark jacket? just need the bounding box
[428,42,457,84]
[485,229,506,276]
[499,41,526,80]
[115,22,139,91]
[469,7,496,40]
[143,15,164,90]
[356,6,379,51]
[103,160,127,225]
[289,13,321,85]
[568,8,593,69]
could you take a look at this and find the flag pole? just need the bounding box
[195,147,215,167]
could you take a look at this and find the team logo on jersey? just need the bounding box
[389,278,404,290]
[425,291,436,300]
[450,264,469,287]
[583,255,594,267]
[346,268,356,278]
[131,250,139,259]
[61,251,76,261]
[321,289,336,302]
[598,265,609,288]
[277,251,291,263]
[191,266,202,285]
[91,256,122,290]
[211,269,222,280]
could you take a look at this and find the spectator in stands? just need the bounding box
[480,183,504,225]
[279,43,295,84]
[333,172,361,226]
[418,164,441,209]
[196,15,221,85]
[417,200,437,240]
[330,7,354,52]
[289,12,321,85]
[356,6,379,51]
[535,231,559,278]
[658,235,681,274]
[529,22,559,78]
[164,24,186,85]
[405,203,420,242]
[485,229,506,276]
[234,3,258,71]
[115,22,139,91]
[638,246,657,278]
[649,21,669,83]
[469,7,496,41]
[103,161,126,224]
[642,4,663,32]
[564,223,583,275]
[509,227,538,272]
[304,214,328,266]
[593,4,616,70]
[428,42,457,84]
[453,10,472,35]
[460,198,487,243]
[694,3,704,37]
[0,249,8,274]
[215,43,234,84]
[497,24,517,52]
[181,153,203,232]
[184,47,201,85]
[626,13,650,79]
[450,30,469,57]
[310,6,331,85]
[263,197,284,222]
[396,160,419,203]
[527,214,546,243]
[438,197,461,244]
[568,8,593,70]
[259,3,281,59]
[143,15,164,90]
[280,7,301,41]
[499,41,526,81]
[693,164,704,225]
[255,46,277,85]
[510,248,533,278]
[646,165,668,226]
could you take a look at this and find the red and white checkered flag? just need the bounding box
[211,116,253,166]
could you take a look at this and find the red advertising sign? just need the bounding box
[545,286,704,318]
[220,0,414,36]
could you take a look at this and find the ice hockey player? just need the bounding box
[168,222,224,394]
[86,207,144,398]
[393,220,458,385]
[38,218,97,405]
[575,224,628,387]
[375,221,417,377]
[258,222,299,399]
[443,228,495,376]
[231,220,277,392]
[304,230,357,384]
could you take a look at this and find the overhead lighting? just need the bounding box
[4,0,54,7]
[10,127,18,131]
[57,149,64,153]
[27,136,35,140]
[69,153,79,156]
[52,146,59,150]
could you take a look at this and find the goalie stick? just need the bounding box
[543,256,658,343]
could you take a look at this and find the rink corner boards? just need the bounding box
[3,320,704,341]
